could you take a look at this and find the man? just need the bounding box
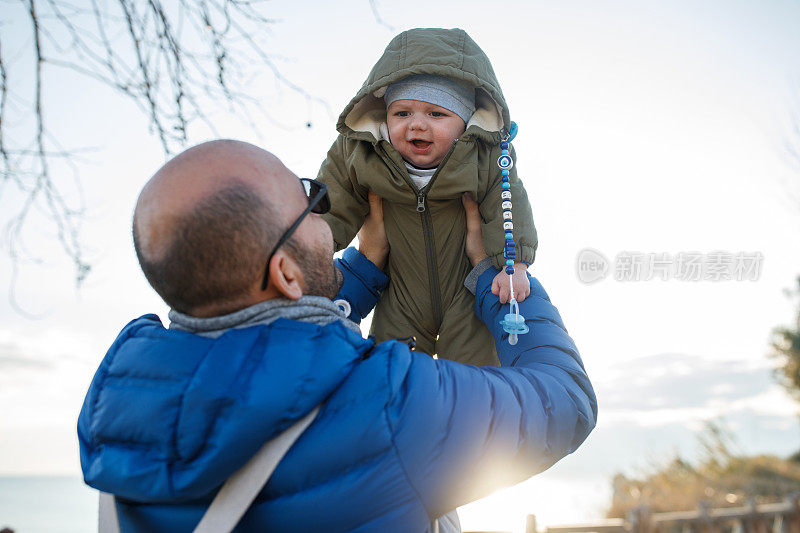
[78,140,597,532]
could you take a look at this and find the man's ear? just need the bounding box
[266,252,304,300]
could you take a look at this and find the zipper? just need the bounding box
[377,140,459,331]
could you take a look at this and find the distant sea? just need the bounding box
[0,477,96,533]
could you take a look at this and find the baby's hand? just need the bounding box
[491,263,530,303]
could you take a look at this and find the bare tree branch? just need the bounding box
[780,76,800,210]
[369,0,395,32]
[0,0,331,299]
[0,36,9,175]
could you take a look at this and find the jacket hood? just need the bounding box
[338,28,511,142]
[78,315,372,502]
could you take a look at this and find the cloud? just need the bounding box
[0,331,100,434]
[595,353,789,415]
[569,353,800,475]
[0,341,53,369]
[562,410,800,480]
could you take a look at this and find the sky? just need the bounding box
[1,0,800,531]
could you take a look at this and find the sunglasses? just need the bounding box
[261,178,330,291]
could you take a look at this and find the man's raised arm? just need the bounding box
[333,192,390,324]
[383,194,597,519]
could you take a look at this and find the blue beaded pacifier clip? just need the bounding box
[497,122,529,345]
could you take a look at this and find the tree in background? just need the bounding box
[607,422,800,518]
[771,276,800,410]
[607,278,800,518]
[0,0,326,293]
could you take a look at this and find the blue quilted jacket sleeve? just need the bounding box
[333,247,389,323]
[385,268,597,519]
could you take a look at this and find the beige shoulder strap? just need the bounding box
[98,406,320,533]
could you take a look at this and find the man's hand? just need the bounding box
[492,264,531,303]
[357,191,389,269]
[462,193,488,267]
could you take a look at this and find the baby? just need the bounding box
[317,28,537,366]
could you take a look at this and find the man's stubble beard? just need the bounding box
[292,240,343,300]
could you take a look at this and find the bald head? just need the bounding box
[133,140,299,315]
[134,140,293,259]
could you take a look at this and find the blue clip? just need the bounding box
[500,298,528,345]
[507,121,518,143]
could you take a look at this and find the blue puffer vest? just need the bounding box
[78,268,597,532]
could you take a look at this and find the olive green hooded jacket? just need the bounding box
[317,28,537,365]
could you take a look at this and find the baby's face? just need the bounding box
[386,99,466,169]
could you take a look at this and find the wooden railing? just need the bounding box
[522,494,800,533]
